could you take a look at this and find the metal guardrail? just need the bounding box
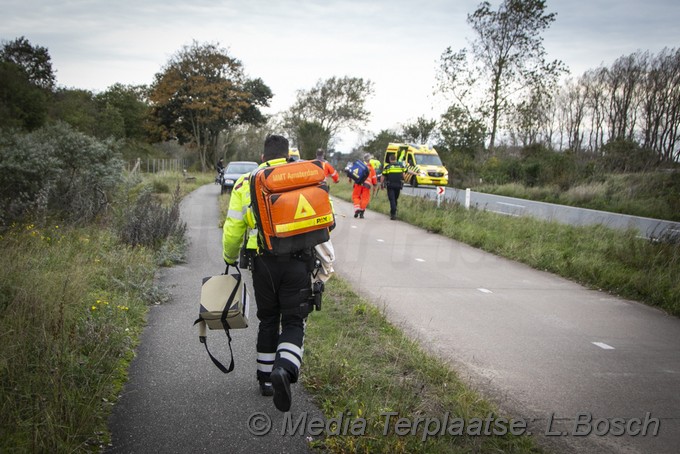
[410,186,680,240]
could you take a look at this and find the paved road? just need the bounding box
[409,186,680,239]
[331,197,680,454]
[108,183,679,454]
[107,184,322,453]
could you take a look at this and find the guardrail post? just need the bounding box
[465,188,471,209]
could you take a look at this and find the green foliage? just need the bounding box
[294,120,331,158]
[49,88,99,135]
[437,0,566,149]
[363,129,403,158]
[0,61,49,130]
[437,104,486,158]
[148,41,272,170]
[0,225,156,451]
[0,123,124,226]
[0,36,55,90]
[285,76,374,146]
[597,138,658,173]
[401,116,437,144]
[94,83,150,141]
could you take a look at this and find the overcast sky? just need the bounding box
[3,0,679,149]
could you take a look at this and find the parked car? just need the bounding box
[220,161,258,194]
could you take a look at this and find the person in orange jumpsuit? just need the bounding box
[316,148,339,183]
[352,153,377,219]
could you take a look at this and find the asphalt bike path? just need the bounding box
[107,184,322,453]
[107,183,679,454]
[330,196,680,454]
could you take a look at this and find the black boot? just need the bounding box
[359,210,365,219]
[259,380,273,397]
[271,367,292,412]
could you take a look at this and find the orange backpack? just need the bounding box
[250,160,334,255]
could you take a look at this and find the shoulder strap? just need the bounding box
[192,265,242,374]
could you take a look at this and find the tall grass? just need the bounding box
[477,171,680,222]
[0,170,208,452]
[331,180,680,316]
[0,224,156,451]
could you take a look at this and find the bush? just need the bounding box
[598,138,658,173]
[0,122,124,227]
[117,184,186,250]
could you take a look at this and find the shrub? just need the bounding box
[598,138,658,173]
[0,122,124,227]
[117,184,186,250]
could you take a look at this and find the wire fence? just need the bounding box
[126,158,191,174]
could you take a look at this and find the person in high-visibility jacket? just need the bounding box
[369,156,382,196]
[222,134,311,412]
[383,153,407,220]
[316,148,339,183]
[352,153,377,219]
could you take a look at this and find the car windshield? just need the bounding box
[226,163,258,174]
[415,154,442,166]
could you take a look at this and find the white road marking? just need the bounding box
[477,288,493,294]
[377,239,385,242]
[415,258,425,262]
[592,342,615,350]
[488,210,521,217]
[497,202,526,208]
[351,225,357,229]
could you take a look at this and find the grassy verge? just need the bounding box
[302,278,542,453]
[475,171,680,222]
[331,180,680,316]
[0,225,158,451]
[217,189,542,453]
[0,170,201,452]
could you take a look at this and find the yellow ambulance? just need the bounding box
[384,143,448,187]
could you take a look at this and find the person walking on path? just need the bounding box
[369,156,382,196]
[222,134,312,412]
[316,148,339,183]
[351,153,377,219]
[383,153,407,220]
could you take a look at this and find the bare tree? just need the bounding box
[640,48,680,162]
[285,76,374,150]
[605,52,647,142]
[437,0,566,150]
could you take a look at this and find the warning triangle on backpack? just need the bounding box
[294,194,317,219]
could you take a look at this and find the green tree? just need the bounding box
[0,36,55,90]
[148,41,272,170]
[49,88,99,136]
[363,129,403,158]
[401,116,437,144]
[437,0,566,149]
[95,83,150,140]
[0,61,48,130]
[285,76,374,149]
[438,105,487,157]
[295,121,332,159]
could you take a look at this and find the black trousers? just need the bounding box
[252,254,311,383]
[387,186,401,216]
